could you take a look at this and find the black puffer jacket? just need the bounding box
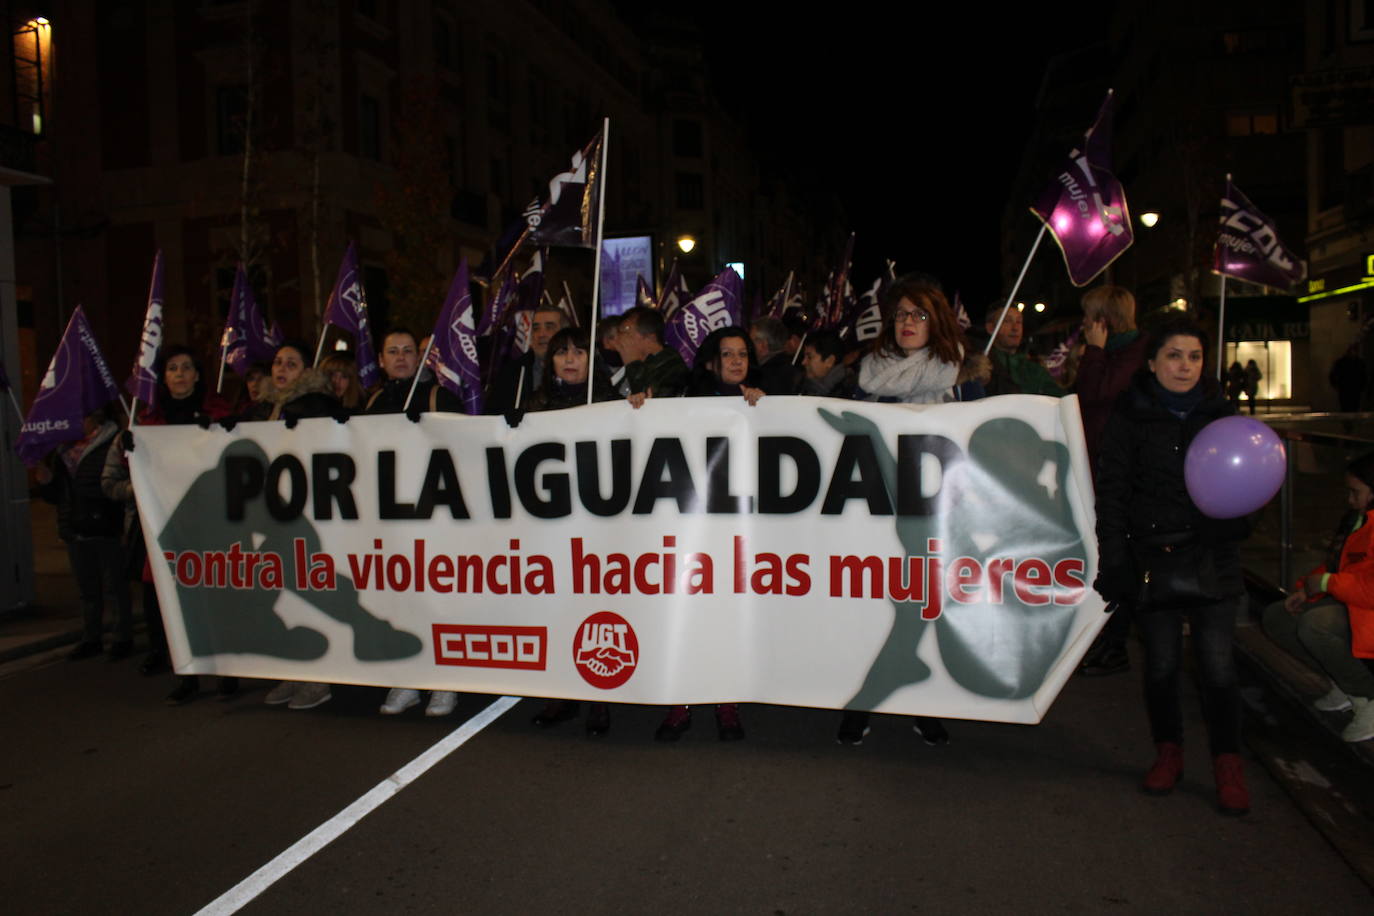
[37,421,122,541]
[1094,370,1249,602]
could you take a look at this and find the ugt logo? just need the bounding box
[573,611,638,689]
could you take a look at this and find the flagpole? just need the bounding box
[1216,276,1228,381]
[313,326,328,367]
[563,281,580,327]
[5,386,22,420]
[792,331,808,366]
[403,335,437,413]
[985,223,1048,356]
[129,396,139,429]
[586,116,610,407]
[514,365,526,410]
[216,337,229,394]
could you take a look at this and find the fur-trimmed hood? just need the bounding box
[269,368,333,405]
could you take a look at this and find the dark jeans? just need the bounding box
[67,536,132,645]
[1135,597,1241,755]
[1261,598,1374,699]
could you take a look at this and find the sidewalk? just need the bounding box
[0,500,90,663]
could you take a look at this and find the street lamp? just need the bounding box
[1139,211,1160,228]
[677,235,696,254]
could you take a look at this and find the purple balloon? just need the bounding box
[1185,416,1286,519]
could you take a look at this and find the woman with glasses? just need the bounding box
[857,278,966,404]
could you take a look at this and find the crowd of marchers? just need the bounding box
[33,274,1374,820]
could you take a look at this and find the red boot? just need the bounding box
[1213,753,1250,816]
[1142,742,1183,795]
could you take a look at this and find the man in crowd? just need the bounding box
[749,316,802,395]
[487,305,567,412]
[982,304,1063,397]
[616,306,688,403]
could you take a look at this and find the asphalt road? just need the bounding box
[3,641,1371,915]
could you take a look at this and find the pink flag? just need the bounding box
[1030,92,1133,287]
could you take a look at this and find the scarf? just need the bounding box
[859,348,960,404]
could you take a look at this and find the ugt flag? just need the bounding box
[523,130,603,248]
[16,306,122,466]
[323,242,380,389]
[1213,176,1306,289]
[427,260,483,415]
[665,266,743,366]
[221,262,281,378]
[126,250,164,407]
[1031,91,1133,286]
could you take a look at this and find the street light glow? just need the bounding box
[1140,211,1160,228]
[677,235,696,254]
[1033,302,1046,313]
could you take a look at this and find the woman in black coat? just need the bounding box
[1094,317,1251,815]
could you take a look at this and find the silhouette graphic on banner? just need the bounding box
[158,439,422,661]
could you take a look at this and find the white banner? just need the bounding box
[129,395,1105,724]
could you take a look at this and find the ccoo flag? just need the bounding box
[427,260,483,415]
[126,250,165,407]
[322,242,380,389]
[221,262,281,378]
[16,306,122,466]
[664,266,743,365]
[523,131,603,248]
[1213,176,1306,289]
[1030,91,1133,287]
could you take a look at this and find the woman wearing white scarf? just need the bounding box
[857,280,964,404]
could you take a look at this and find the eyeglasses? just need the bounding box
[893,309,930,324]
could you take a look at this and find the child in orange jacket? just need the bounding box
[1262,451,1374,742]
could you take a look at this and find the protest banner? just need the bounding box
[128,395,1104,724]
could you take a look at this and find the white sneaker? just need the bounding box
[1341,697,1374,743]
[1314,684,1353,713]
[264,681,297,705]
[425,691,458,717]
[380,688,420,715]
[288,682,333,710]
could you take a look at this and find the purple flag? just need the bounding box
[479,269,517,338]
[838,274,885,343]
[125,250,164,407]
[1030,91,1133,287]
[427,260,483,415]
[765,272,794,319]
[636,274,656,309]
[657,260,690,318]
[664,267,744,365]
[16,306,122,467]
[322,242,380,388]
[221,262,279,378]
[508,310,533,358]
[1213,177,1305,289]
[523,131,603,248]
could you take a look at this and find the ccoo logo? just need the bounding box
[573,611,638,689]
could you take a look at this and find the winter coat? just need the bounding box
[1075,330,1148,469]
[1093,370,1248,605]
[1298,509,1374,658]
[37,421,121,541]
[985,348,1065,398]
[526,372,616,411]
[625,347,689,398]
[364,376,464,415]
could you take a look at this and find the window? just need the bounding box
[359,93,381,160]
[216,86,248,155]
[1224,109,1279,136]
[676,171,703,210]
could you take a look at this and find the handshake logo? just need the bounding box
[573,611,638,690]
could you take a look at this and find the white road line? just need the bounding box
[195,695,520,916]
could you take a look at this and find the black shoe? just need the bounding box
[1078,644,1130,677]
[165,677,199,706]
[217,677,240,700]
[836,710,871,746]
[531,700,580,728]
[585,703,610,738]
[107,641,133,661]
[715,704,745,741]
[654,706,692,742]
[68,641,102,661]
[139,651,170,676]
[913,716,949,746]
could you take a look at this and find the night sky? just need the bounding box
[692,6,1110,312]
